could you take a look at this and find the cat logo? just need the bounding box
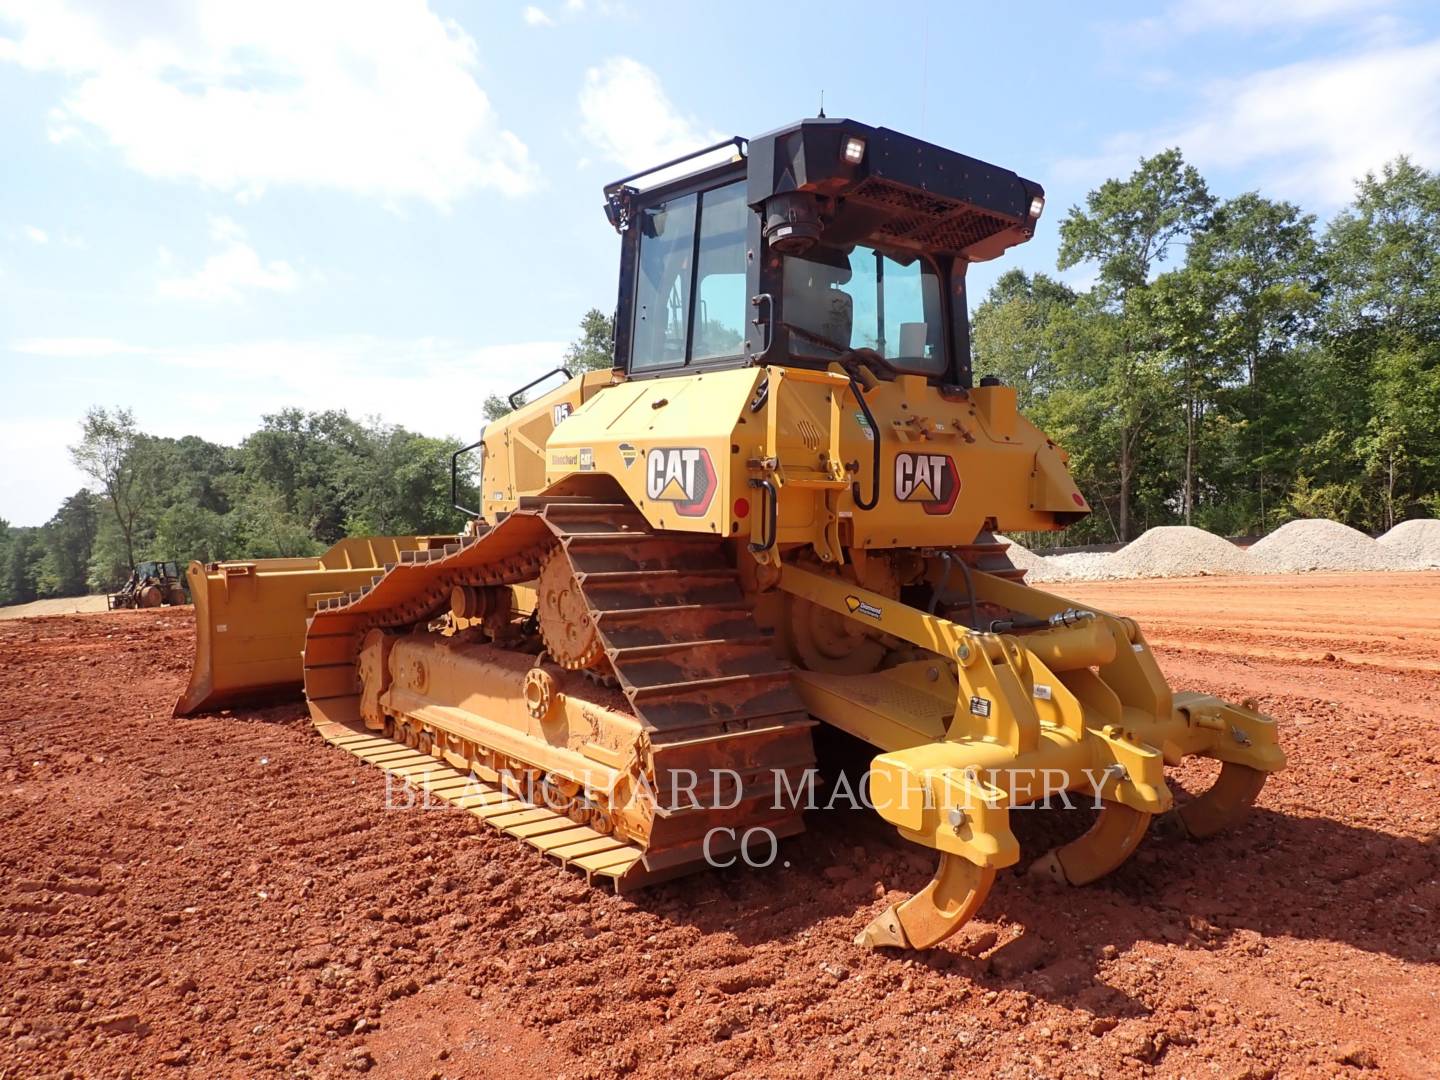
[552,402,572,425]
[645,447,716,517]
[894,452,960,515]
[618,443,638,470]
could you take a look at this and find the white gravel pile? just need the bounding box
[1000,517,1436,583]
[1248,518,1407,573]
[1378,518,1440,569]
[1044,550,1112,581]
[996,535,1069,582]
[1108,525,1252,578]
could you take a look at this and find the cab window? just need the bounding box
[782,245,946,376]
[630,180,747,371]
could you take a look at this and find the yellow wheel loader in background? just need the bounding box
[178,118,1283,950]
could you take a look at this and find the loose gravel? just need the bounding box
[1004,518,1440,582]
[1379,518,1440,569]
[1248,518,1408,574]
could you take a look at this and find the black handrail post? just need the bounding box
[508,366,574,410]
[451,432,486,518]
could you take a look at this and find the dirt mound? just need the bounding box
[1379,518,1440,568]
[1249,518,1407,573]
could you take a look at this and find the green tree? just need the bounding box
[1320,157,1440,525]
[482,394,514,422]
[69,407,145,570]
[563,308,616,372]
[1188,194,1320,530]
[341,422,470,535]
[240,409,368,544]
[38,490,98,596]
[971,269,1079,411]
[4,528,42,605]
[1057,148,1216,539]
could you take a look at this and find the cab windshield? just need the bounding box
[782,245,946,376]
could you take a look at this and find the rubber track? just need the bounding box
[301,497,817,889]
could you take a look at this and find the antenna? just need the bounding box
[920,4,929,136]
[817,90,825,119]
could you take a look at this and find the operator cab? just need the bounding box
[604,118,1044,389]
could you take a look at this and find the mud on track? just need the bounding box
[2,574,1438,1079]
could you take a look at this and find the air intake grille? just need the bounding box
[850,177,1015,254]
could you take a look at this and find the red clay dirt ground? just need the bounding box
[1,572,1437,1079]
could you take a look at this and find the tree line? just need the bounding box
[4,148,1436,604]
[0,312,615,605]
[973,152,1439,543]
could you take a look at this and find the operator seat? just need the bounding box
[782,253,854,354]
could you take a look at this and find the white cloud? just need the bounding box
[578,57,725,178]
[522,6,555,27]
[22,224,48,244]
[157,216,304,302]
[0,0,538,207]
[1056,39,1440,207]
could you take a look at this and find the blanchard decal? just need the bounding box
[844,595,883,620]
[552,402,573,425]
[645,447,716,517]
[894,452,960,515]
[618,443,638,470]
[550,452,579,468]
[578,448,595,472]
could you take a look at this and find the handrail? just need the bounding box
[509,366,573,410]
[451,431,486,518]
[748,478,778,554]
[603,137,747,198]
[847,376,881,511]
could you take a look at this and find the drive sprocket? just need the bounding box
[535,546,605,670]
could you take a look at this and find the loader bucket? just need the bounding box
[174,535,448,717]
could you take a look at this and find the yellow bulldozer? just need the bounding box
[176,118,1282,950]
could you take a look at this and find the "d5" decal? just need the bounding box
[894,452,960,515]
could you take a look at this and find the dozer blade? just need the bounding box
[174,535,444,717]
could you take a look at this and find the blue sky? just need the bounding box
[3,0,1439,525]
